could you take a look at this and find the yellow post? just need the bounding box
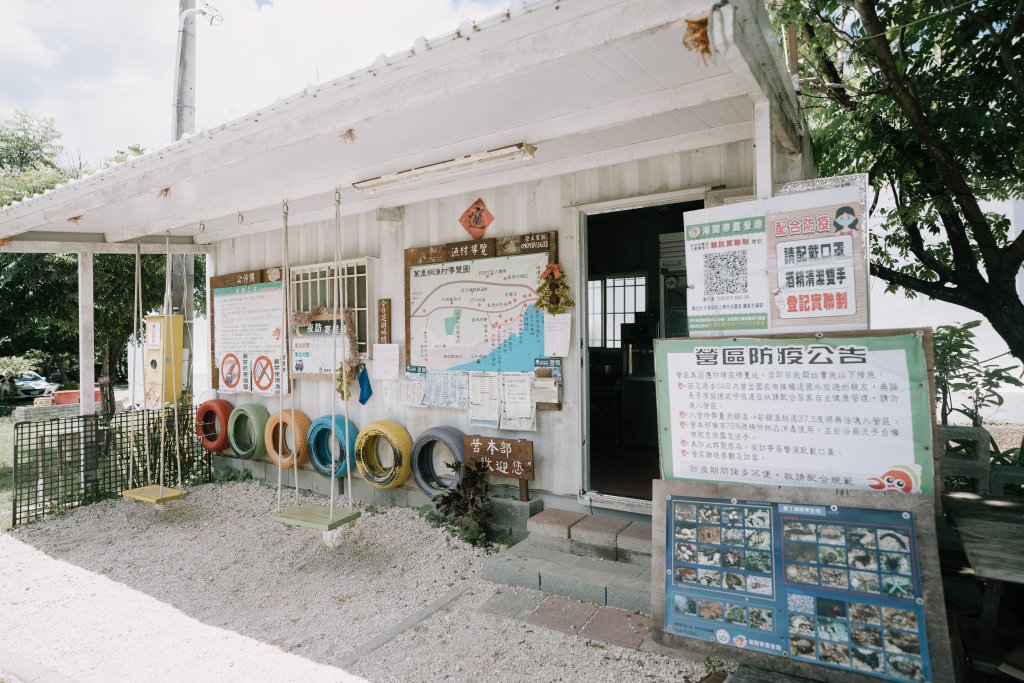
[143,314,184,408]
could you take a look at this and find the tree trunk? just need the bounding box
[981,293,1024,366]
[99,343,117,417]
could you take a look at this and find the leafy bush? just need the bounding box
[933,320,1022,427]
[418,461,494,550]
[212,467,252,483]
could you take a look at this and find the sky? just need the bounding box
[0,0,504,167]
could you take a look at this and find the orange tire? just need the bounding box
[195,399,233,452]
[264,409,312,468]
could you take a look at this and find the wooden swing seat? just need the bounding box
[122,485,186,504]
[274,504,360,531]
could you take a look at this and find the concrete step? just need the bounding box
[483,539,651,614]
[525,507,652,567]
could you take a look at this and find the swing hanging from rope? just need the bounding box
[123,233,186,504]
[273,193,360,531]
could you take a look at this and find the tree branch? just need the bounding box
[870,262,969,307]
[854,0,1001,275]
[973,0,1024,101]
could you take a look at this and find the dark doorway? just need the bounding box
[586,201,702,500]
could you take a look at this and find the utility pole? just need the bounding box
[170,0,219,394]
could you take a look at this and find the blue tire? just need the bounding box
[307,414,358,478]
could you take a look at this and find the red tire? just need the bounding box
[196,399,233,452]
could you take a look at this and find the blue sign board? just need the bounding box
[664,495,931,682]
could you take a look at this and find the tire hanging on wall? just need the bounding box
[227,404,270,459]
[411,426,466,497]
[264,409,312,468]
[355,420,413,489]
[307,414,358,478]
[195,399,233,452]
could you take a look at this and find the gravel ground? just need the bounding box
[5,481,706,682]
[985,421,1024,452]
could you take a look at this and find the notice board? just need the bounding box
[212,280,289,396]
[654,330,935,494]
[651,480,954,683]
[684,182,868,336]
[404,232,556,373]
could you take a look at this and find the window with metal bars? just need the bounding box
[289,258,372,357]
[587,274,646,349]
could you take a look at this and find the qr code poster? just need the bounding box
[684,184,868,337]
[684,216,769,335]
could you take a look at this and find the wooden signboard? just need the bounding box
[465,435,534,501]
[444,238,497,262]
[377,299,392,344]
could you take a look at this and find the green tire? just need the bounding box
[228,404,270,459]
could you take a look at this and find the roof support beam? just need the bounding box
[1,240,212,255]
[194,120,753,244]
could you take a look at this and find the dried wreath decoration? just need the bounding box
[335,308,364,401]
[534,263,575,315]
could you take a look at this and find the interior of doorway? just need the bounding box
[585,200,702,500]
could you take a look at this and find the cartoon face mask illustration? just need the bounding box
[833,206,858,232]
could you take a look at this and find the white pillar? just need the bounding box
[753,99,773,199]
[78,253,95,416]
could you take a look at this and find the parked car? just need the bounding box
[1,370,58,400]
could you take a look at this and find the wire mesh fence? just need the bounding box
[11,405,212,527]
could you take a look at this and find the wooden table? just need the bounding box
[943,491,1024,643]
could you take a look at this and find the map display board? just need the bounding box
[684,182,868,336]
[654,332,934,494]
[213,282,288,396]
[663,494,933,683]
[406,248,550,373]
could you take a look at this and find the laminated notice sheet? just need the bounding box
[400,378,425,407]
[423,372,470,409]
[543,313,572,357]
[468,372,502,429]
[501,373,534,418]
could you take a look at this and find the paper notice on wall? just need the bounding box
[543,313,572,357]
[501,373,534,418]
[533,377,559,404]
[499,402,536,432]
[468,372,502,429]
[372,343,400,381]
[423,372,470,409]
[400,378,425,407]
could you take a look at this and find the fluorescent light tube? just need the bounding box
[353,143,536,191]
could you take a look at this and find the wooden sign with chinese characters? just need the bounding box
[377,299,391,344]
[464,435,534,480]
[444,238,497,262]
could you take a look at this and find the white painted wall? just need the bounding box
[212,142,757,499]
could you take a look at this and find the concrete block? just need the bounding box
[579,607,651,649]
[616,521,653,554]
[528,534,571,553]
[482,553,541,590]
[372,486,409,508]
[242,459,267,481]
[938,425,989,463]
[539,572,606,605]
[606,584,651,615]
[478,586,546,621]
[991,467,1024,496]
[526,596,600,635]
[527,508,587,540]
[570,515,630,548]
[570,539,618,562]
[617,549,652,568]
[490,496,543,544]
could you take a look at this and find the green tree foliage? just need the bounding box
[768,1,1024,362]
[0,112,207,412]
[0,110,81,206]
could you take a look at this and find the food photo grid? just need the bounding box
[664,497,933,683]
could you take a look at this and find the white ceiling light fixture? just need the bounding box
[353,143,537,192]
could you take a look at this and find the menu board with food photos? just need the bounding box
[664,495,932,683]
